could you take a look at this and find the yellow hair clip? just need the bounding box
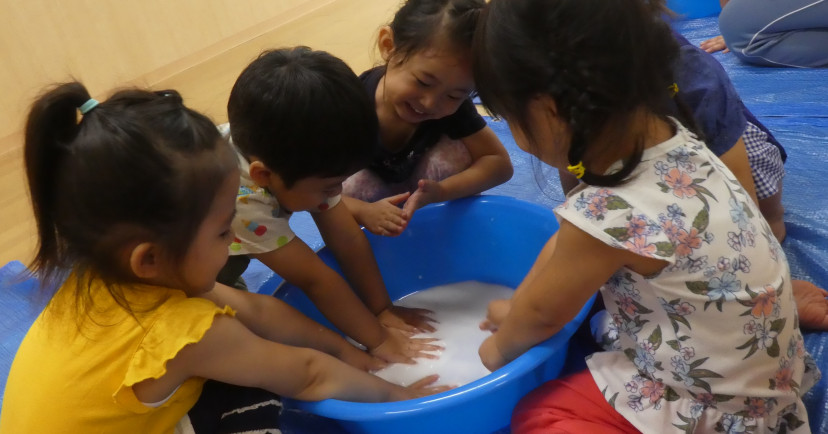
[567,161,586,179]
[669,82,680,97]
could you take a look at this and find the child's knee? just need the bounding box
[344,169,411,202]
[413,137,472,183]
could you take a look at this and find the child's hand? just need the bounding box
[478,334,508,372]
[379,305,438,334]
[370,328,443,364]
[402,179,444,217]
[362,192,411,236]
[337,343,388,372]
[479,298,512,332]
[390,375,455,401]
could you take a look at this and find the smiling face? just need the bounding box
[378,29,475,125]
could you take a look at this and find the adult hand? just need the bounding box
[700,35,730,54]
[792,280,828,330]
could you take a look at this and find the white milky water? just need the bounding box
[374,281,515,387]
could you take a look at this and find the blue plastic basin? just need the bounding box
[667,0,721,19]
[275,195,596,434]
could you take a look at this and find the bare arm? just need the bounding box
[717,137,759,205]
[479,220,667,370]
[199,282,382,371]
[254,218,439,362]
[133,315,449,404]
[435,126,513,201]
[252,236,387,350]
[403,126,513,214]
[315,201,439,334]
[313,200,393,316]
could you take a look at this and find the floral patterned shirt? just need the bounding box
[557,122,819,433]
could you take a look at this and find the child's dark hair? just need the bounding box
[387,0,484,63]
[474,0,682,186]
[25,82,235,306]
[227,46,376,187]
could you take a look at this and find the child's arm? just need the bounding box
[252,228,440,363]
[479,233,560,332]
[314,201,437,334]
[133,315,451,405]
[200,283,384,371]
[403,126,513,214]
[479,220,667,371]
[717,137,759,205]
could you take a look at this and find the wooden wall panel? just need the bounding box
[0,0,399,266]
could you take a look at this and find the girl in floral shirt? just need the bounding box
[472,0,819,432]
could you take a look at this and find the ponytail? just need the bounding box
[24,82,92,284]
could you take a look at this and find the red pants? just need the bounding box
[512,370,641,434]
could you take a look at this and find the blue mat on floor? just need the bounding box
[1,15,826,432]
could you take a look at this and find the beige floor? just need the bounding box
[0,0,399,267]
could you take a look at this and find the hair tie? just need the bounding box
[567,161,586,179]
[79,98,99,115]
[668,83,679,97]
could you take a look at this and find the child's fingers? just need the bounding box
[408,374,440,389]
[381,222,405,236]
[385,191,412,206]
[410,337,441,345]
[366,357,388,373]
[403,307,436,316]
[406,377,455,398]
[414,321,437,333]
[479,319,497,332]
[420,384,455,396]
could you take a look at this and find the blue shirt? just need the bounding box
[672,32,785,161]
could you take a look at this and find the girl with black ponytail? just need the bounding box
[1,82,448,433]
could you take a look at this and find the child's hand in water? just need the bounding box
[402,179,445,217]
[337,343,388,372]
[379,305,438,334]
[361,192,411,236]
[479,298,512,332]
[370,328,443,364]
[478,334,508,372]
[390,375,455,401]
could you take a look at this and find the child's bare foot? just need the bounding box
[792,280,828,330]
